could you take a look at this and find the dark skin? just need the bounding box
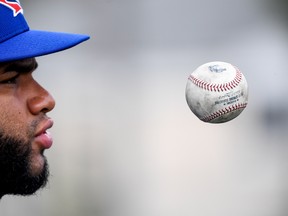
[0,58,55,198]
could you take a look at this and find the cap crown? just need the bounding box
[0,0,29,43]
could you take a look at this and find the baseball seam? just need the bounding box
[200,102,247,122]
[188,66,242,92]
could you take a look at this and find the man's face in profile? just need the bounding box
[0,58,55,197]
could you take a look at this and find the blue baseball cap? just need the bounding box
[0,0,90,62]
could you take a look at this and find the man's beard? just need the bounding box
[0,133,49,198]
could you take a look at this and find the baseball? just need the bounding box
[185,61,248,123]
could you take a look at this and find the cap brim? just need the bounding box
[0,30,90,62]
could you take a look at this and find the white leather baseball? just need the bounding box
[185,61,248,123]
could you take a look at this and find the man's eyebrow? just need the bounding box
[1,58,38,74]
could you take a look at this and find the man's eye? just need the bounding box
[0,75,19,84]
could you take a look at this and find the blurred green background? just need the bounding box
[2,0,288,215]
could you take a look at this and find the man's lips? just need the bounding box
[34,119,54,149]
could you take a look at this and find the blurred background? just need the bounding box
[2,0,288,215]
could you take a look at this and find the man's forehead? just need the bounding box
[0,58,37,66]
[0,58,38,72]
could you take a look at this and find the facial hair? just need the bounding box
[0,133,49,198]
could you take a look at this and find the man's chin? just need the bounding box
[29,153,48,175]
[19,157,50,196]
[0,135,50,197]
[0,162,49,197]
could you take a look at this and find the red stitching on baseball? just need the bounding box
[200,102,247,122]
[188,66,242,92]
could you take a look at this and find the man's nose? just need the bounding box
[27,80,56,115]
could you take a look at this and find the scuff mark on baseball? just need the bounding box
[185,61,249,123]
